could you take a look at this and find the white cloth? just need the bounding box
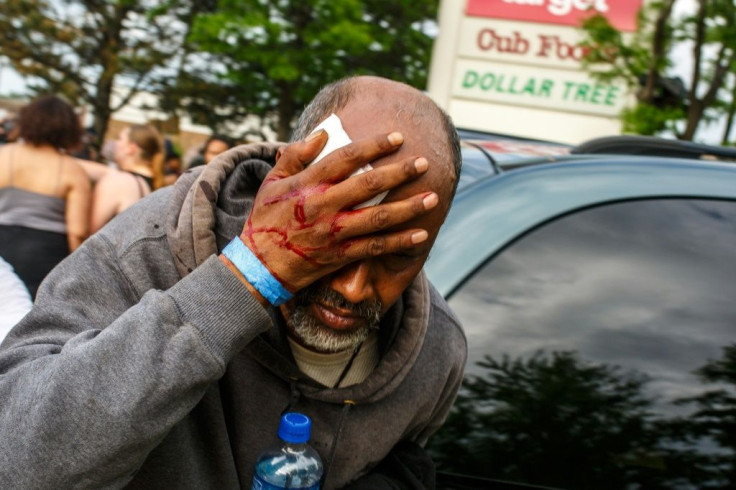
[310,114,388,209]
[0,256,32,342]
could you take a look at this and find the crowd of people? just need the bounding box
[0,95,235,329]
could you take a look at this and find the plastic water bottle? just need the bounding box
[251,412,323,489]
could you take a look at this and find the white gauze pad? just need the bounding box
[309,113,388,209]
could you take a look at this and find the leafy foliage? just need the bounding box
[0,0,205,143]
[175,0,437,140]
[428,350,659,489]
[1,0,437,143]
[428,346,736,489]
[579,0,736,142]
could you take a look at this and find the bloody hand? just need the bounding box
[237,129,438,293]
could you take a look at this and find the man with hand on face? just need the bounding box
[0,76,466,489]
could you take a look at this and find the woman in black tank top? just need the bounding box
[0,95,92,298]
[90,124,163,234]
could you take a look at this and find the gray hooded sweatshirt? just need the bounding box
[0,143,467,489]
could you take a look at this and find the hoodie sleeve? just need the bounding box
[0,233,272,489]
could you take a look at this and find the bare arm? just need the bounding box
[76,158,113,183]
[89,172,125,234]
[64,164,92,251]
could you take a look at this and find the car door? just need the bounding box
[427,197,736,490]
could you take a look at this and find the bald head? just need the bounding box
[281,77,461,353]
[291,76,461,207]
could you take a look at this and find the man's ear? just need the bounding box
[275,147,284,163]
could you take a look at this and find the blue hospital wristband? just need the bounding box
[222,237,293,306]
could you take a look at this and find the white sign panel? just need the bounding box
[458,18,593,69]
[453,59,625,116]
[427,0,643,142]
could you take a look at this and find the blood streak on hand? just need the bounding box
[244,181,354,291]
[262,184,330,226]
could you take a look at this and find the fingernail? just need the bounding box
[423,192,438,209]
[306,129,325,142]
[388,132,403,145]
[411,230,428,244]
[414,157,428,172]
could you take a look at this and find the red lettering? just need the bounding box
[536,35,554,57]
[514,31,529,55]
[477,28,496,51]
[477,28,530,55]
[535,34,589,61]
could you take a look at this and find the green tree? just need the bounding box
[579,0,736,141]
[427,351,663,489]
[655,344,736,488]
[0,0,203,143]
[177,0,437,141]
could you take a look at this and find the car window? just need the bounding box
[429,199,736,490]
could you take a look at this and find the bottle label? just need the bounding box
[251,474,320,490]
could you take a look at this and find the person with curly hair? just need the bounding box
[0,95,91,298]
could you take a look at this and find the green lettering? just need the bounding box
[574,83,590,102]
[480,73,495,91]
[521,78,537,96]
[590,84,605,105]
[539,79,554,98]
[462,70,479,88]
[562,81,575,100]
[605,85,620,106]
[508,76,521,95]
[495,74,506,93]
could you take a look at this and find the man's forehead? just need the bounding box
[335,90,453,205]
[335,83,427,144]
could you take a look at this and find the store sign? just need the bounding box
[453,59,625,116]
[466,0,643,32]
[458,19,596,68]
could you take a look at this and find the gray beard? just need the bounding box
[285,284,382,353]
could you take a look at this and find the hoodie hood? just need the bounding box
[165,142,431,405]
[167,142,281,278]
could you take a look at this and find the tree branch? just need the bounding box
[701,46,734,110]
[688,0,707,104]
[640,0,675,103]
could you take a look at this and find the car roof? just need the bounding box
[457,130,573,191]
[427,155,736,298]
[573,134,736,161]
[456,130,736,191]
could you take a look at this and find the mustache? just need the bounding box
[294,283,382,325]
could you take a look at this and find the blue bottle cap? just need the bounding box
[278,412,312,444]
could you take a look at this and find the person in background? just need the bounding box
[90,124,164,234]
[0,95,91,298]
[187,133,235,168]
[0,114,18,145]
[0,256,32,342]
[71,127,101,162]
[163,138,183,186]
